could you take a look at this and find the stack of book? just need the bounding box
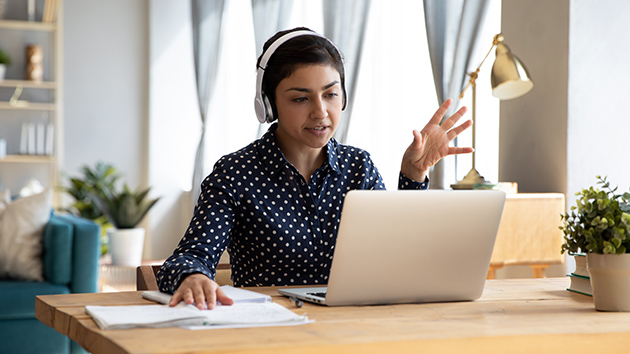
[567,254,592,296]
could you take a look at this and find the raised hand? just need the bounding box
[400,99,473,182]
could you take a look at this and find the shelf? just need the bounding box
[0,155,55,163]
[0,80,57,89]
[0,20,56,31]
[0,102,56,111]
[0,0,61,208]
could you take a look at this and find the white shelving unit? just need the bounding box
[0,0,62,206]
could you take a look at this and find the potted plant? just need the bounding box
[561,175,630,311]
[61,161,120,256]
[0,47,11,81]
[91,183,160,267]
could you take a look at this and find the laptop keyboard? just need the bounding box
[307,292,327,298]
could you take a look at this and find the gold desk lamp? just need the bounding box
[451,34,534,190]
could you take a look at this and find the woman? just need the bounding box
[158,27,472,309]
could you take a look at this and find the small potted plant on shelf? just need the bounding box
[0,47,11,81]
[90,182,160,267]
[561,175,630,311]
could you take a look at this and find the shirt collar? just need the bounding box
[257,123,342,177]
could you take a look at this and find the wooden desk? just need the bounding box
[36,278,630,353]
[489,193,566,278]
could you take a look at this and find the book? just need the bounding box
[86,286,310,330]
[45,123,54,155]
[567,254,591,296]
[572,253,588,278]
[27,123,36,155]
[36,123,45,155]
[20,123,28,154]
[567,274,592,296]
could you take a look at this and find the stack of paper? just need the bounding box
[86,286,312,330]
[86,304,207,330]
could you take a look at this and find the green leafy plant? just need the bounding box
[0,48,11,65]
[61,162,120,256]
[561,176,630,255]
[62,162,120,220]
[91,184,160,229]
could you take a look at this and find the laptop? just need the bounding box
[278,190,506,306]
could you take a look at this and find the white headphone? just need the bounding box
[254,30,346,124]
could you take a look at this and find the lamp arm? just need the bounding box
[459,34,504,100]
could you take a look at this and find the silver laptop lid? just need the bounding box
[324,190,505,306]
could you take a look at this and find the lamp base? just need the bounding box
[450,168,489,190]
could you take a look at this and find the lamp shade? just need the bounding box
[491,42,534,100]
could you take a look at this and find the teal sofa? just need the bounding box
[0,214,100,354]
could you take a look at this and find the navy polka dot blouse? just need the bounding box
[157,124,428,292]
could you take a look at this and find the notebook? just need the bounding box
[278,190,506,306]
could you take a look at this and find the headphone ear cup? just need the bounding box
[263,94,274,123]
[254,96,266,123]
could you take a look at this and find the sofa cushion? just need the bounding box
[55,215,101,294]
[0,189,52,281]
[44,216,74,285]
[0,280,69,320]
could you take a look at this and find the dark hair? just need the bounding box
[256,27,346,120]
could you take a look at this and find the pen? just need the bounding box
[289,296,303,308]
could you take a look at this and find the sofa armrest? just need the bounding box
[43,216,74,285]
[53,215,100,294]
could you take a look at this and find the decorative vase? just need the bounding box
[0,64,6,81]
[107,228,145,267]
[25,45,43,82]
[587,253,630,312]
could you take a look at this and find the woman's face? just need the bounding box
[274,64,343,154]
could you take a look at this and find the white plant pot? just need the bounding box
[108,228,145,267]
[0,64,6,81]
[587,253,630,312]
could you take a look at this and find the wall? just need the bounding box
[499,0,630,277]
[61,1,630,268]
[499,0,569,194]
[63,0,151,257]
[147,0,199,259]
[63,0,148,196]
[498,0,569,278]
[501,0,630,203]
[567,0,630,203]
[63,0,196,261]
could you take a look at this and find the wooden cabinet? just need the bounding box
[488,193,566,278]
[0,0,62,206]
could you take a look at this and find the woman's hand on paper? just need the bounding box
[400,99,473,182]
[169,273,234,310]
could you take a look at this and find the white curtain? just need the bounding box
[423,0,489,188]
[322,0,372,144]
[190,0,226,207]
[252,0,295,138]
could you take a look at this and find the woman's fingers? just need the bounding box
[439,106,468,132]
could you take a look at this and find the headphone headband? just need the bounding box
[258,30,320,72]
[254,30,346,124]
